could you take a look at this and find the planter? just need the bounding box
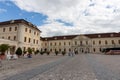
[0,55,6,60]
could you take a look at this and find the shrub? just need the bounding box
[46,51,50,55]
[55,51,59,55]
[16,47,22,56]
[0,44,9,55]
[40,51,44,55]
[35,50,39,55]
[62,51,66,56]
[27,48,32,54]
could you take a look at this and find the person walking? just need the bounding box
[68,49,75,57]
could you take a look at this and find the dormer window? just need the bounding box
[10,20,14,23]
[63,37,66,39]
[54,37,57,40]
[110,34,114,37]
[28,22,32,25]
[98,35,101,38]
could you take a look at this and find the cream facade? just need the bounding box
[41,33,120,54]
[0,19,120,54]
[0,19,41,53]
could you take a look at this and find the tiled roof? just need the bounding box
[0,19,41,32]
[41,35,78,41]
[41,32,120,41]
[85,32,120,38]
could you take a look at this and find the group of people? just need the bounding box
[68,49,77,57]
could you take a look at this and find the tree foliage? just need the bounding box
[15,47,22,56]
[27,48,32,54]
[0,44,9,55]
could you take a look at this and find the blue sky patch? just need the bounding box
[0,1,48,26]
[56,19,74,26]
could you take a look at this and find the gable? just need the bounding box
[73,35,89,40]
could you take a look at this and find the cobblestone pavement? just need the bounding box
[30,54,120,80]
[86,54,120,80]
[0,55,63,80]
[30,54,97,80]
[2,54,120,80]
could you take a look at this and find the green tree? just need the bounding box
[0,44,9,55]
[27,48,32,54]
[62,51,66,56]
[35,50,39,55]
[15,47,22,57]
[55,51,59,56]
[40,51,44,55]
[46,51,50,55]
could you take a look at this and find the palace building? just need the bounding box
[41,33,120,53]
[0,19,120,54]
[0,19,41,53]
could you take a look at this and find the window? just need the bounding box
[24,37,27,42]
[112,40,115,44]
[64,42,66,45]
[36,40,38,44]
[34,31,36,35]
[93,41,95,45]
[93,48,96,52]
[50,49,52,52]
[50,43,52,46]
[75,41,77,45]
[64,48,66,51]
[118,40,120,44]
[105,40,108,45]
[55,42,56,46]
[59,49,61,51]
[25,28,27,32]
[69,42,71,45]
[33,39,35,44]
[80,41,82,45]
[99,48,102,52]
[9,27,12,31]
[14,36,16,40]
[59,42,61,46]
[37,33,39,36]
[15,27,17,31]
[29,38,31,43]
[86,41,88,45]
[55,49,57,51]
[3,28,5,32]
[41,43,43,46]
[45,43,47,46]
[8,36,10,40]
[99,40,101,45]
[29,29,31,33]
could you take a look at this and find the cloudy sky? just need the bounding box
[0,0,120,37]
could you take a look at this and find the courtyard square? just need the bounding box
[0,54,120,80]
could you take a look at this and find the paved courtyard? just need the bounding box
[1,54,120,80]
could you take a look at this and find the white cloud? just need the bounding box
[11,0,120,37]
[0,8,7,13]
